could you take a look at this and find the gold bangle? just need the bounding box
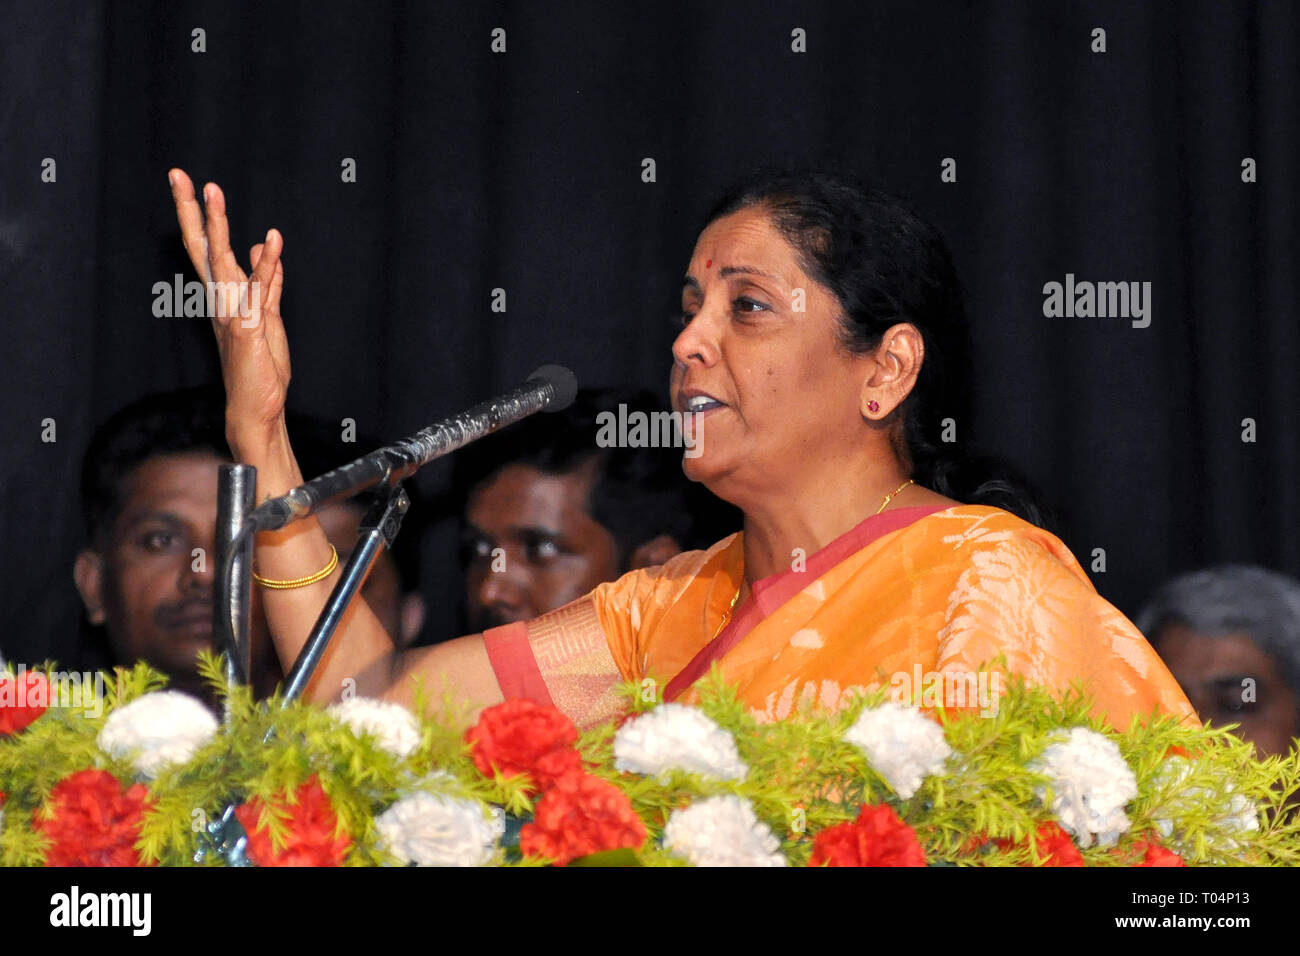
[251,546,339,590]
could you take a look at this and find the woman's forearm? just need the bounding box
[232,419,400,703]
[166,169,420,705]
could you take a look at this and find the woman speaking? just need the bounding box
[167,167,1194,731]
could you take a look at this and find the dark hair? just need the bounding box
[1135,565,1300,706]
[705,168,1055,531]
[82,392,424,589]
[80,385,231,547]
[453,387,735,565]
[286,413,424,593]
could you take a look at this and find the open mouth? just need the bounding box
[683,394,726,414]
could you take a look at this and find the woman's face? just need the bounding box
[670,206,875,502]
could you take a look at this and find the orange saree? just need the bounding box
[482,505,1196,730]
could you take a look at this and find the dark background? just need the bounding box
[1,0,1296,669]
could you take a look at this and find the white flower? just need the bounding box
[375,793,504,866]
[326,697,422,758]
[1151,757,1260,854]
[1032,727,1137,848]
[98,691,219,778]
[843,701,953,799]
[613,704,747,781]
[662,795,787,867]
[1217,793,1261,838]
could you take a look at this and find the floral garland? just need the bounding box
[1,656,1298,867]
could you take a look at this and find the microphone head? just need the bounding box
[528,364,579,411]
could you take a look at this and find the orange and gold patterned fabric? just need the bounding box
[482,505,1196,730]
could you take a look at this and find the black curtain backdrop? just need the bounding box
[2,0,1297,670]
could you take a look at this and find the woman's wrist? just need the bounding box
[226,416,302,496]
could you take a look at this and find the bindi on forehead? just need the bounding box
[706,259,712,268]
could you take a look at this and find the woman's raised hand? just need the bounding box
[168,168,290,452]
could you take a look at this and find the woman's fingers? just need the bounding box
[248,230,282,305]
[248,237,290,380]
[169,168,213,283]
[250,239,286,316]
[168,169,291,438]
[200,182,245,287]
[263,256,291,382]
[267,256,284,313]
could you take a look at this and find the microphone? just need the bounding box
[245,364,578,532]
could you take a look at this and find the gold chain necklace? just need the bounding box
[874,478,915,515]
[711,478,915,640]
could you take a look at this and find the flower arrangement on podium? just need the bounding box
[1,655,1297,867]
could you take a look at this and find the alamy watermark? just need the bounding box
[595,404,703,458]
[1042,273,1151,328]
[890,664,1003,718]
[1,664,107,719]
[49,885,151,936]
[152,274,262,327]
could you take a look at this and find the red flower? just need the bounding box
[520,771,647,865]
[959,833,991,855]
[465,699,582,794]
[234,776,352,867]
[1111,838,1186,867]
[809,804,928,867]
[1136,840,1185,867]
[35,769,154,866]
[533,747,584,784]
[0,670,48,735]
[995,822,1084,867]
[1133,842,1185,868]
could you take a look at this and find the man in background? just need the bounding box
[73,387,279,703]
[71,388,425,704]
[454,387,737,632]
[1136,565,1300,758]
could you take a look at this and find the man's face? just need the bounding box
[75,452,277,700]
[1155,623,1300,758]
[463,463,621,631]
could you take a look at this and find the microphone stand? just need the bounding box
[214,464,255,701]
[281,479,409,703]
[198,365,576,862]
[214,460,412,706]
[204,464,260,865]
[203,468,410,864]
